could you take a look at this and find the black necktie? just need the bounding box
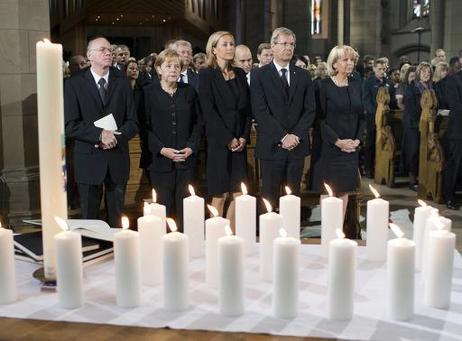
[98,78,106,103]
[280,68,289,97]
[179,74,185,83]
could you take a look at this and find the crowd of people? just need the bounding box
[63,27,462,231]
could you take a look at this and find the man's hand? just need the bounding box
[281,134,300,150]
[232,138,247,152]
[100,129,118,149]
[228,138,240,151]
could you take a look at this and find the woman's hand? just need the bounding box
[174,147,193,162]
[335,139,357,153]
[228,138,239,151]
[233,138,247,152]
[160,147,180,160]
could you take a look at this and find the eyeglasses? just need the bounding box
[274,42,296,48]
[91,47,112,54]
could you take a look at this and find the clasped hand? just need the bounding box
[99,129,119,149]
[281,134,300,150]
[335,138,360,153]
[161,147,193,162]
[228,137,246,152]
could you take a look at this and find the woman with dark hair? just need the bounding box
[126,60,140,90]
[199,31,251,229]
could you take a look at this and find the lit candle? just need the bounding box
[260,199,284,282]
[54,217,83,309]
[205,205,229,287]
[367,184,389,262]
[321,183,343,258]
[137,205,165,286]
[183,185,205,258]
[163,218,189,311]
[328,229,357,320]
[36,39,68,279]
[387,224,415,321]
[424,217,456,309]
[272,228,300,319]
[0,222,16,305]
[143,201,151,216]
[279,186,301,240]
[218,225,245,316]
[421,208,440,278]
[235,182,256,255]
[114,216,141,308]
[413,200,433,272]
[149,189,166,228]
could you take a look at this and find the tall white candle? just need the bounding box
[328,229,357,320]
[366,185,389,262]
[218,226,245,316]
[235,183,256,255]
[424,218,456,309]
[114,216,141,308]
[206,205,229,287]
[387,224,415,321]
[279,186,301,240]
[54,217,83,309]
[260,199,284,282]
[321,184,343,258]
[0,223,16,305]
[36,39,68,279]
[183,185,205,258]
[272,228,300,319]
[137,211,165,286]
[413,200,433,272]
[422,209,441,278]
[150,189,166,227]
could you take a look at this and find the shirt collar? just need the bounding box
[90,68,109,86]
[273,60,290,73]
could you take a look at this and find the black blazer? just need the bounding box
[140,82,202,172]
[199,66,251,147]
[250,62,316,160]
[187,69,200,92]
[446,71,462,140]
[403,81,426,130]
[64,67,138,185]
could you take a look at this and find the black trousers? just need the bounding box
[260,157,304,209]
[363,113,376,174]
[443,139,462,202]
[150,167,194,231]
[78,171,126,228]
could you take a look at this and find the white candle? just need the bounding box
[143,201,152,216]
[163,218,189,311]
[54,217,83,309]
[137,211,165,286]
[424,218,456,309]
[218,226,245,316]
[279,186,301,240]
[235,183,256,255]
[321,184,343,258]
[422,208,441,277]
[149,189,166,227]
[114,216,141,308]
[366,185,389,262]
[328,229,357,320]
[413,200,433,272]
[0,223,16,305]
[206,205,229,287]
[272,228,300,319]
[36,39,68,279]
[387,224,415,321]
[260,199,284,282]
[183,185,205,258]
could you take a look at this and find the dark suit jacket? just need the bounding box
[139,82,202,172]
[250,62,316,160]
[403,81,427,130]
[362,76,397,115]
[64,67,138,185]
[186,68,199,92]
[446,71,462,140]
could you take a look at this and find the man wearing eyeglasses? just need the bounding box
[64,36,138,228]
[251,27,315,210]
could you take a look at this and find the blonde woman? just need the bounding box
[198,31,251,228]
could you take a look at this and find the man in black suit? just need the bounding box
[444,69,462,209]
[173,40,199,92]
[64,37,138,228]
[251,27,316,208]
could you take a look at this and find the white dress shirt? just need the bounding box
[273,61,291,86]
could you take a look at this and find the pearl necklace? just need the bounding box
[331,75,348,87]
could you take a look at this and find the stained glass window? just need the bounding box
[311,0,322,35]
[413,0,430,18]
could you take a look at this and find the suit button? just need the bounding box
[172,130,177,134]
[172,121,177,125]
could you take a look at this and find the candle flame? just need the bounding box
[262,198,272,213]
[369,184,380,198]
[166,218,178,232]
[152,188,157,203]
[336,229,345,239]
[324,183,333,197]
[279,228,287,237]
[43,38,51,44]
[285,186,292,195]
[188,184,195,196]
[241,182,248,195]
[389,223,404,238]
[122,216,130,230]
[207,204,219,217]
[418,199,427,207]
[225,225,233,236]
[54,216,68,231]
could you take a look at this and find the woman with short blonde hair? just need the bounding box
[326,45,359,76]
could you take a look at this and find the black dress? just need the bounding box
[312,77,365,193]
[199,67,251,195]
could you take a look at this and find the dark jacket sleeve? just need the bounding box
[238,68,252,141]
[142,86,165,155]
[186,89,203,153]
[355,81,366,142]
[446,76,462,113]
[318,80,339,145]
[362,78,374,114]
[404,84,420,128]
[292,72,316,140]
[115,81,139,144]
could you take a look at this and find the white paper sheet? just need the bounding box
[94,114,118,131]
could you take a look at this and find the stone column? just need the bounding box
[431,0,445,56]
[443,0,462,57]
[349,0,382,57]
[337,0,344,45]
[0,0,50,225]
